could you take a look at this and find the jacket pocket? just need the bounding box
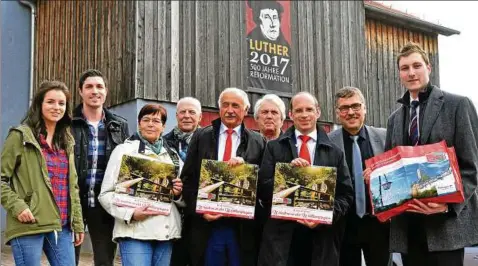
[110,130,124,145]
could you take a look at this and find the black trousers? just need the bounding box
[401,216,464,266]
[75,205,117,266]
[339,214,392,266]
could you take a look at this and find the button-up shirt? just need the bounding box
[217,123,242,162]
[295,129,317,164]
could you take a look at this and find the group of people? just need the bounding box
[2,42,477,266]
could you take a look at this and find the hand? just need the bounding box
[406,199,448,215]
[290,158,310,167]
[297,220,320,229]
[363,168,372,184]
[227,157,245,167]
[74,232,85,246]
[132,205,162,221]
[203,213,223,222]
[172,178,183,196]
[17,208,35,223]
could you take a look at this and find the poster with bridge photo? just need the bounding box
[366,140,464,222]
[196,159,259,219]
[271,163,337,224]
[113,153,177,215]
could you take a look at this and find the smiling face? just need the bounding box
[176,101,202,133]
[259,8,280,41]
[79,76,107,109]
[42,89,67,126]
[219,92,248,129]
[399,52,431,97]
[336,94,366,135]
[138,113,164,143]
[289,93,320,135]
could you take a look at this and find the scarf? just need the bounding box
[137,130,163,155]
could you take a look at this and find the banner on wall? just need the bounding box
[246,1,292,92]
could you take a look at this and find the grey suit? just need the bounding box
[385,85,478,254]
[329,126,392,266]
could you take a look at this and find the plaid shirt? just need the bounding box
[39,135,69,226]
[86,120,107,207]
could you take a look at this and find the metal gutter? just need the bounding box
[19,0,36,106]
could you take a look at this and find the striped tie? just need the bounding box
[409,100,420,146]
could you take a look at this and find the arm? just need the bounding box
[69,158,85,233]
[384,116,394,152]
[257,142,276,210]
[332,151,353,223]
[98,144,136,223]
[450,97,478,215]
[1,131,30,217]
[180,129,202,216]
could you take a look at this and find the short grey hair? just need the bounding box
[177,97,202,113]
[254,94,286,120]
[218,87,251,110]
[334,86,365,107]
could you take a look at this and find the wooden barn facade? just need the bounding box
[32,0,459,132]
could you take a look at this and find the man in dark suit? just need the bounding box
[257,92,353,266]
[328,87,392,266]
[384,42,478,266]
[181,87,267,266]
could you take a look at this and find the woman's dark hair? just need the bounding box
[137,103,167,124]
[22,80,73,150]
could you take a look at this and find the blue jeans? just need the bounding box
[10,226,75,266]
[205,226,240,266]
[118,238,173,266]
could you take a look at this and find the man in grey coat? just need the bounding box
[384,42,478,266]
[329,87,392,266]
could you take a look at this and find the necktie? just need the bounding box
[298,135,311,164]
[223,129,234,161]
[409,100,420,146]
[351,135,366,218]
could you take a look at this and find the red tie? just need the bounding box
[299,135,311,164]
[223,129,234,161]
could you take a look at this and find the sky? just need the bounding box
[381,1,478,107]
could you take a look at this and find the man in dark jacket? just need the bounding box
[384,42,478,266]
[164,96,202,266]
[72,69,130,266]
[181,87,267,266]
[257,92,353,266]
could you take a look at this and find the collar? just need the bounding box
[397,82,433,106]
[294,129,317,142]
[279,124,334,148]
[220,123,242,136]
[342,126,367,140]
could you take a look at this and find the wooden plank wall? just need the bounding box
[365,18,440,127]
[34,0,136,107]
[136,1,367,124]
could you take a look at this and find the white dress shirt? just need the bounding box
[295,129,317,164]
[217,123,242,161]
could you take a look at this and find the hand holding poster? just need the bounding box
[271,163,337,224]
[365,141,464,222]
[196,159,259,219]
[246,1,292,92]
[113,153,177,215]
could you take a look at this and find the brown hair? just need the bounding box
[396,42,430,67]
[334,87,365,107]
[138,103,167,124]
[78,69,108,90]
[22,80,73,150]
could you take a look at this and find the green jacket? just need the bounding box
[1,125,84,244]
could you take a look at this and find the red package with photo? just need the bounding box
[365,140,464,222]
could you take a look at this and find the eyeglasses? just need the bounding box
[337,103,362,114]
[141,117,163,125]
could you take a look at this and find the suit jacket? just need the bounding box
[385,85,478,252]
[328,125,386,157]
[257,124,353,266]
[181,118,267,266]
